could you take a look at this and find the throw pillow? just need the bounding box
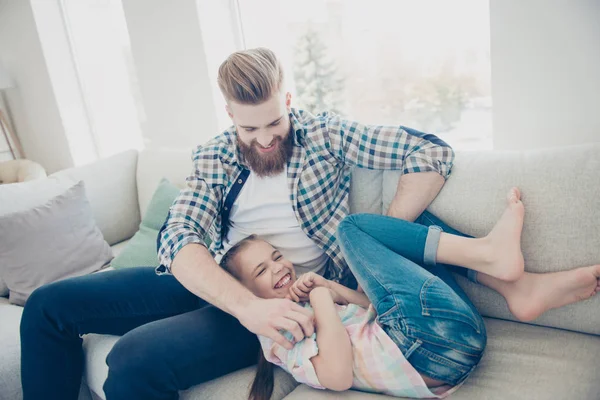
[110,178,180,268]
[0,181,113,305]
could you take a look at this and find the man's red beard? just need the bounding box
[237,129,294,177]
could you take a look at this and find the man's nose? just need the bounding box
[256,132,273,148]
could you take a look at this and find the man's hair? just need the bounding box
[217,48,284,104]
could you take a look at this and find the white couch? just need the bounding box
[1,144,599,400]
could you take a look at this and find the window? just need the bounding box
[60,0,144,158]
[236,0,492,150]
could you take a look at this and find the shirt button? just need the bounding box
[224,206,228,211]
[238,179,243,184]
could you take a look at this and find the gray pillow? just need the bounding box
[0,181,113,305]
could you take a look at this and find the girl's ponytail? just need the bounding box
[219,235,275,400]
[248,349,274,400]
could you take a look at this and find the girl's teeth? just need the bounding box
[276,274,290,288]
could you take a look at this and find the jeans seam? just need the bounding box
[423,308,481,334]
[407,327,484,356]
[420,276,481,334]
[414,345,472,373]
[419,276,436,316]
[377,303,400,322]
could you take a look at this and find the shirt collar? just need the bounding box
[289,108,306,147]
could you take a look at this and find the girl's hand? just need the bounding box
[289,273,348,305]
[288,272,331,302]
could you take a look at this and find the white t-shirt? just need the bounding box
[220,166,329,276]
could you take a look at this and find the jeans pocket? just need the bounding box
[420,276,483,335]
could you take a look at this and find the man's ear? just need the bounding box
[225,104,233,119]
[285,92,292,108]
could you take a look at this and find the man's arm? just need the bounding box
[170,244,253,315]
[158,146,314,349]
[322,114,454,220]
[386,171,445,222]
[171,244,314,350]
[309,287,354,391]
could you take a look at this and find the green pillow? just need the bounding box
[111,178,180,268]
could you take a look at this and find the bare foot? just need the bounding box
[479,187,525,282]
[501,265,600,322]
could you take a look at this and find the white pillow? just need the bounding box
[0,181,113,305]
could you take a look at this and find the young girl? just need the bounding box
[220,188,600,399]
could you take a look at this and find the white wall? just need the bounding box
[2,0,598,170]
[30,0,99,168]
[491,0,600,150]
[121,0,219,150]
[0,0,74,173]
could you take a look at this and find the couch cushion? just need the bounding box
[378,143,600,336]
[82,334,299,400]
[50,150,140,246]
[110,240,131,259]
[348,169,384,215]
[0,175,73,215]
[0,182,113,305]
[0,298,24,400]
[0,176,76,299]
[283,318,600,400]
[136,149,192,217]
[110,179,181,269]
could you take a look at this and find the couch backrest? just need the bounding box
[50,150,141,246]
[136,143,599,336]
[350,143,600,336]
[136,148,193,217]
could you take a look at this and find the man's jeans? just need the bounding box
[20,267,260,400]
[337,212,487,386]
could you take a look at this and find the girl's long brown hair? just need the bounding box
[248,351,274,400]
[220,234,276,400]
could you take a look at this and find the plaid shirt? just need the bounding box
[157,108,454,281]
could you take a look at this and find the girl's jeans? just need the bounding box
[337,211,487,386]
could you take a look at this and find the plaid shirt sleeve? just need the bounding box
[322,113,455,177]
[157,144,226,272]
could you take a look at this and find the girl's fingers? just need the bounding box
[297,282,312,294]
[288,287,300,302]
[292,285,307,300]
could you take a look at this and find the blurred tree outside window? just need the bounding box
[238,0,493,150]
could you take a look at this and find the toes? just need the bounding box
[513,187,521,201]
[507,187,521,204]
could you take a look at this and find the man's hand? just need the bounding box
[236,297,315,350]
[288,272,331,302]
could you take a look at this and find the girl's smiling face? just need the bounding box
[231,239,297,299]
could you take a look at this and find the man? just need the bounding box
[20,46,452,399]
